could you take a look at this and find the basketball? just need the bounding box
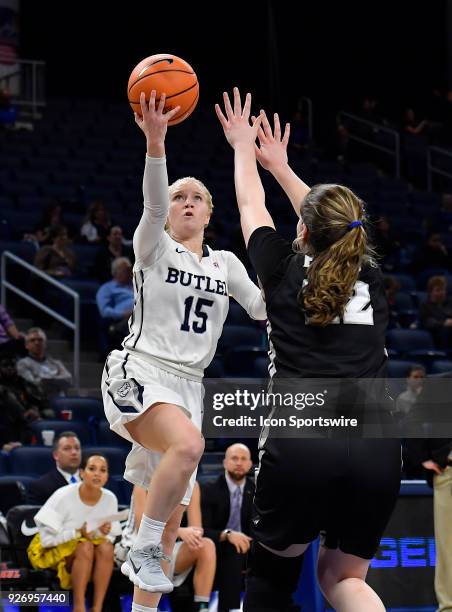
[127,53,199,126]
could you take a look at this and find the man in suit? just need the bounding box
[201,443,254,612]
[27,431,81,504]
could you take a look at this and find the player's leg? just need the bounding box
[122,405,203,595]
[132,504,186,609]
[125,402,205,521]
[244,542,307,612]
[317,547,383,612]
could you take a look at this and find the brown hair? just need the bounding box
[427,275,446,293]
[295,184,375,326]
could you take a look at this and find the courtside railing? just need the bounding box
[1,251,80,392]
[427,146,452,191]
[337,111,401,178]
[0,59,46,118]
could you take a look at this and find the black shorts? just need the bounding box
[252,436,401,560]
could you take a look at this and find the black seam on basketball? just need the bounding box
[128,69,195,94]
[171,91,199,121]
[129,81,198,104]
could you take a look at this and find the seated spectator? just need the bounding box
[94,226,134,283]
[420,276,452,349]
[403,107,430,137]
[395,365,426,418]
[413,233,451,274]
[27,454,121,612]
[28,431,82,505]
[0,354,52,421]
[201,444,254,612]
[96,257,133,353]
[0,357,33,451]
[373,216,401,270]
[0,87,17,127]
[0,304,26,358]
[17,327,72,398]
[26,201,65,247]
[116,481,215,611]
[34,225,77,278]
[383,276,401,328]
[80,200,112,244]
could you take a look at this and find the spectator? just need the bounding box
[116,482,216,611]
[96,257,134,353]
[27,431,82,505]
[0,304,26,358]
[26,201,67,247]
[17,327,72,398]
[413,233,451,274]
[0,356,33,451]
[0,87,16,128]
[27,453,121,612]
[94,226,133,283]
[373,216,401,270]
[420,276,452,349]
[395,365,426,418]
[404,433,452,612]
[383,276,401,329]
[0,355,52,422]
[201,443,254,612]
[34,225,77,278]
[80,200,112,244]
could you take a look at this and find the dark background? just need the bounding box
[18,0,448,123]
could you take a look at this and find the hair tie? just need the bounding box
[348,220,363,230]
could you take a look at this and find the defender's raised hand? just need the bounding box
[215,87,263,149]
[253,111,290,173]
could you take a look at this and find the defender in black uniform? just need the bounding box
[216,89,401,612]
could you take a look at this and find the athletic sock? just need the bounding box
[193,595,209,609]
[132,514,166,550]
[131,604,157,612]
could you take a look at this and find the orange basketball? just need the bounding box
[127,53,199,126]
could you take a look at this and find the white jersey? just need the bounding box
[122,156,266,380]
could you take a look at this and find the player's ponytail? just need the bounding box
[295,184,375,326]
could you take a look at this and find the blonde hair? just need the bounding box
[168,177,214,213]
[295,184,375,326]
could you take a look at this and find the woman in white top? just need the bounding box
[28,454,121,612]
[101,91,266,610]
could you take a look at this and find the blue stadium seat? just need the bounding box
[411,291,428,307]
[391,274,416,292]
[0,475,34,491]
[30,420,91,445]
[96,420,129,447]
[430,360,452,375]
[51,396,104,421]
[386,329,446,366]
[9,447,54,476]
[254,355,270,378]
[105,475,133,505]
[386,360,423,378]
[205,357,225,378]
[225,301,259,327]
[217,325,264,354]
[394,292,414,310]
[0,452,10,475]
[224,346,268,377]
[82,446,128,475]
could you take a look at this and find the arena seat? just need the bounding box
[96,420,129,447]
[430,360,452,375]
[30,420,92,445]
[386,360,423,378]
[217,325,264,354]
[9,447,54,477]
[52,396,105,422]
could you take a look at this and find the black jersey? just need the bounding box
[247,226,388,379]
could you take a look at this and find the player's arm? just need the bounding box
[133,91,180,265]
[226,252,266,320]
[215,88,274,247]
[254,111,310,218]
